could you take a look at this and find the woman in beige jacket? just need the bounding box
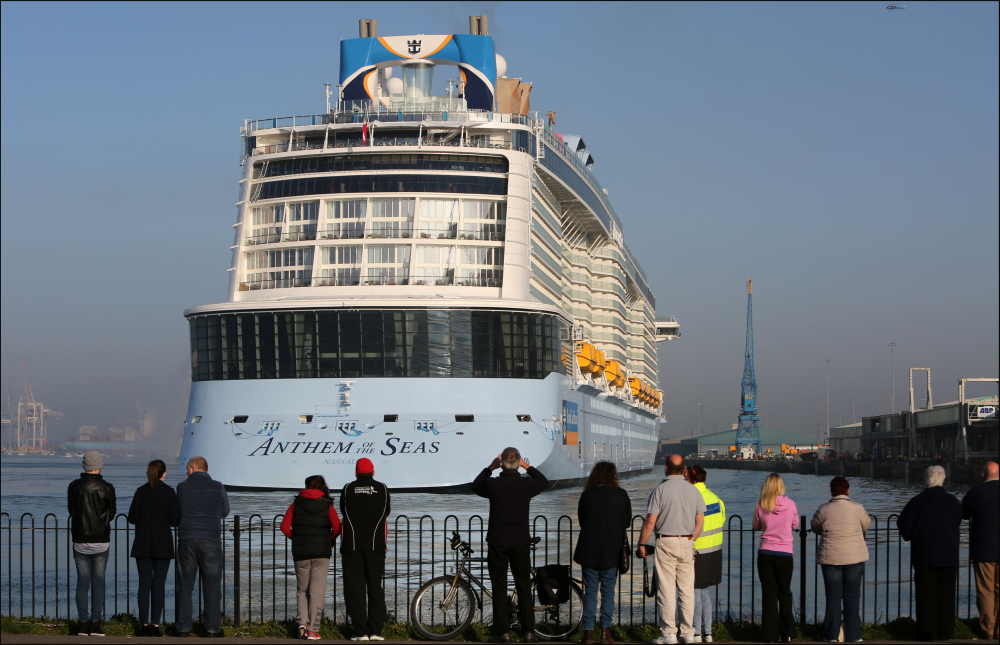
[811,476,871,643]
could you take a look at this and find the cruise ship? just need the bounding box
[179,17,681,490]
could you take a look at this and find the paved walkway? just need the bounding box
[0,637,986,644]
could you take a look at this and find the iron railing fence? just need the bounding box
[1,512,978,630]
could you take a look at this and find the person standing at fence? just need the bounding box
[127,459,180,637]
[175,456,230,638]
[472,447,548,643]
[810,476,870,644]
[281,475,342,641]
[961,461,999,639]
[687,465,725,644]
[753,473,798,644]
[574,461,632,645]
[897,464,963,642]
[68,450,117,637]
[637,455,705,645]
[341,458,390,642]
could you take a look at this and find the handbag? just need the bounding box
[617,488,631,574]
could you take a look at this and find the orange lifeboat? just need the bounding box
[593,349,607,378]
[628,377,642,399]
[576,343,600,375]
[605,360,625,389]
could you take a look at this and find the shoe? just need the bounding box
[601,627,614,644]
[307,633,321,641]
[90,622,105,637]
[524,634,539,643]
[350,637,369,642]
[369,636,385,641]
[299,626,308,639]
[491,634,512,643]
[703,636,713,644]
[206,632,225,639]
[79,620,91,636]
[583,629,594,645]
[651,634,678,645]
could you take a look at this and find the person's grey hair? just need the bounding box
[188,456,208,472]
[924,465,946,488]
[501,447,521,470]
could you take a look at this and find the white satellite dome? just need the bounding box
[386,77,404,96]
[495,53,507,79]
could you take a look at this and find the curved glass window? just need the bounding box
[254,175,507,202]
[189,309,568,382]
[257,153,508,178]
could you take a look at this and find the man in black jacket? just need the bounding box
[962,461,999,639]
[341,458,390,641]
[67,450,116,636]
[471,447,548,643]
[897,464,963,641]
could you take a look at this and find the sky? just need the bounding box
[1,1,997,446]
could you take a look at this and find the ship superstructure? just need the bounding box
[180,17,680,490]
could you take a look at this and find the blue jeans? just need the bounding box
[693,587,713,635]
[176,539,223,634]
[74,549,109,622]
[821,562,864,642]
[581,566,617,630]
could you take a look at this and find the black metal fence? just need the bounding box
[1,511,978,628]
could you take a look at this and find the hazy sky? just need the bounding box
[2,1,997,445]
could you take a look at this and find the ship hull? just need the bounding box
[179,372,658,490]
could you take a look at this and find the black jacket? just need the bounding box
[68,473,117,544]
[340,474,390,553]
[961,479,999,562]
[897,486,963,569]
[471,466,548,547]
[176,471,230,543]
[127,482,180,559]
[573,485,632,570]
[292,495,335,561]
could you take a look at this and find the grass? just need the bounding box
[0,614,986,640]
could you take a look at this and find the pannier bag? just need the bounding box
[535,564,571,605]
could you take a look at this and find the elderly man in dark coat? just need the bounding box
[897,464,963,642]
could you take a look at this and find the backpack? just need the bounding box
[535,564,571,605]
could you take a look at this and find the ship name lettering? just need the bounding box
[322,441,354,454]
[303,442,322,454]
[249,437,355,457]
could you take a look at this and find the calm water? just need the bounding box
[0,454,972,521]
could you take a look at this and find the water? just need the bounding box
[0,455,978,626]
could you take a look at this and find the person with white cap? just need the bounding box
[67,450,117,637]
[341,458,390,641]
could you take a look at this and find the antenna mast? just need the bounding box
[735,279,761,456]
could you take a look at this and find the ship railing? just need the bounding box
[317,229,366,241]
[245,230,318,245]
[241,277,312,291]
[0,511,980,630]
[246,110,537,133]
[252,137,511,156]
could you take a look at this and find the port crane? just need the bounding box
[734,280,761,457]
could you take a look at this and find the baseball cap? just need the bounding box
[356,458,374,474]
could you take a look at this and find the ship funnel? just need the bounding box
[402,61,434,99]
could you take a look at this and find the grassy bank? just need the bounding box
[0,614,982,641]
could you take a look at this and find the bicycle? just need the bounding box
[411,531,584,641]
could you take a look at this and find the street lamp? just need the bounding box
[889,342,898,413]
[825,359,831,445]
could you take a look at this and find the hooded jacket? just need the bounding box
[280,489,342,561]
[810,496,871,565]
[340,474,390,553]
[752,495,799,554]
[68,473,117,544]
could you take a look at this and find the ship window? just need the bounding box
[189,308,568,382]
[384,414,398,422]
[517,415,531,422]
[192,416,202,423]
[231,415,249,424]
[261,153,508,178]
[299,415,313,423]
[253,174,507,202]
[456,414,474,422]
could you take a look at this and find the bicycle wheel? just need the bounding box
[532,580,584,641]
[411,575,477,641]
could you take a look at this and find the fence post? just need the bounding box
[233,515,241,626]
[799,515,807,630]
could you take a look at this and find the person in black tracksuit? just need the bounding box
[471,446,548,642]
[341,458,390,641]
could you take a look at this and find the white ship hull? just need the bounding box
[180,373,658,490]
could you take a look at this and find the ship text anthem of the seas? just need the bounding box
[179,17,681,491]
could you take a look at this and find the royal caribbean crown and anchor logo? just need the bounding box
[407,39,421,54]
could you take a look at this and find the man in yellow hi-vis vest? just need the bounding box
[687,465,725,643]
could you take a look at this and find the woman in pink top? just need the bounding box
[753,473,799,643]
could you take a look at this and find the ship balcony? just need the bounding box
[245,228,506,245]
[252,136,512,156]
[245,109,537,134]
[654,317,681,341]
[245,230,318,245]
[240,275,503,290]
